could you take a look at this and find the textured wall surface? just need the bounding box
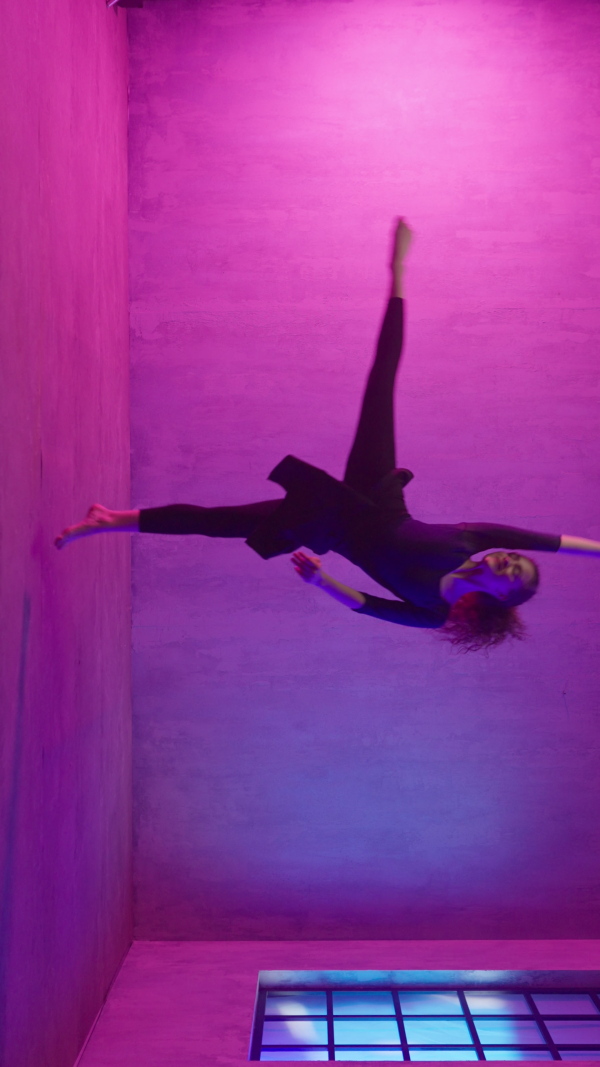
[0,2,131,1066]
[129,0,600,940]
[79,939,600,1066]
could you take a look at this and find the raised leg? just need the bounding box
[343,219,412,496]
[55,500,281,548]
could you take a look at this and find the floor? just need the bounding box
[76,939,600,1066]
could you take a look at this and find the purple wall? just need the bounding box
[128,0,600,939]
[0,2,131,1066]
[79,939,600,1067]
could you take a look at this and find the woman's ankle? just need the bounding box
[111,508,140,530]
[391,266,404,298]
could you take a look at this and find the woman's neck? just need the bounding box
[439,559,482,604]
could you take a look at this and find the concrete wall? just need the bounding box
[0,2,131,1065]
[78,939,600,1066]
[128,0,600,939]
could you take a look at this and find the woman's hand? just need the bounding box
[292,550,323,585]
[291,552,366,609]
[559,535,600,556]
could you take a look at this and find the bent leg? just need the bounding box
[139,500,281,537]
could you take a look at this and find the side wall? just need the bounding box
[0,2,131,1066]
[128,0,600,940]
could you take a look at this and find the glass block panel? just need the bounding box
[475,1019,543,1044]
[335,1052,406,1062]
[334,1018,401,1045]
[533,994,599,1016]
[483,1052,552,1061]
[333,991,395,1016]
[265,993,327,1017]
[405,1018,472,1044]
[546,1020,600,1044]
[260,1053,328,1062]
[409,1050,478,1061]
[399,992,463,1016]
[262,1020,329,1046]
[466,992,531,1016]
[560,1053,600,1061]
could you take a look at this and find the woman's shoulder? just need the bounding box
[458,521,561,553]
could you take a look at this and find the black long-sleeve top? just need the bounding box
[348,517,559,628]
[246,455,560,629]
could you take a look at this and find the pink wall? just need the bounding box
[0,2,131,1066]
[79,939,600,1066]
[128,0,600,940]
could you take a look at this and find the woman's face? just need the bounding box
[481,551,537,600]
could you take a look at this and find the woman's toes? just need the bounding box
[54,525,79,549]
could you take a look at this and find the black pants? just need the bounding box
[139,298,404,536]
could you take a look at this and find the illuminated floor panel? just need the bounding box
[252,981,600,1061]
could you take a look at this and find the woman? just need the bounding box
[55,220,600,651]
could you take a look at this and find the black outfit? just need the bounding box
[140,299,560,628]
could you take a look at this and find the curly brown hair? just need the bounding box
[439,556,540,653]
[440,590,527,653]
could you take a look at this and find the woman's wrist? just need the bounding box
[314,571,366,608]
[559,534,600,554]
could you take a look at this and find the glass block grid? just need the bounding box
[250,988,600,1061]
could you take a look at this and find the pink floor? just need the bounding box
[78,940,600,1067]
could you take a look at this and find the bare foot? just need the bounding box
[54,504,116,549]
[391,217,413,269]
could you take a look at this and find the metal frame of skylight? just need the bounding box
[250,974,600,1062]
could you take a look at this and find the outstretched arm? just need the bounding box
[290,551,444,628]
[464,525,600,558]
[559,535,600,556]
[292,551,366,609]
